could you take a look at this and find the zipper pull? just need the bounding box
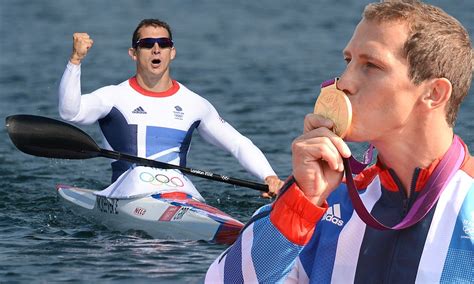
[402,199,409,216]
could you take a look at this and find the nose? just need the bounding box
[152,43,161,54]
[337,70,355,96]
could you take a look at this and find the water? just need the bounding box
[1,0,473,282]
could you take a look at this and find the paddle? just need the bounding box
[5,114,269,192]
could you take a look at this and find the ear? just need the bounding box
[423,78,452,110]
[170,47,176,61]
[128,47,137,61]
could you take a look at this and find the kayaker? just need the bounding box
[58,18,283,200]
[206,0,473,283]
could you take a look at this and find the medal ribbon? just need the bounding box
[344,135,464,230]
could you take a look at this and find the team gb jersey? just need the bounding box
[58,62,276,198]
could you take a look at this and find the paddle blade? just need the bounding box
[5,114,101,159]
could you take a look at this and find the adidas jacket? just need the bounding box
[206,139,474,283]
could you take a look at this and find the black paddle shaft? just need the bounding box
[99,149,269,191]
[5,114,269,192]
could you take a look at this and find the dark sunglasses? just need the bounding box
[133,37,174,49]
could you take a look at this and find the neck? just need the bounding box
[135,71,173,93]
[373,121,454,196]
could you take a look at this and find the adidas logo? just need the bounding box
[132,106,147,114]
[323,204,344,226]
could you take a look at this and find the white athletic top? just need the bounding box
[58,62,276,199]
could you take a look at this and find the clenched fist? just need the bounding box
[70,33,94,65]
[291,114,351,206]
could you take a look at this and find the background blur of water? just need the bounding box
[0,0,473,282]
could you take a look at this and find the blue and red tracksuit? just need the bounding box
[206,139,474,283]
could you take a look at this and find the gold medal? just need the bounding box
[313,78,352,138]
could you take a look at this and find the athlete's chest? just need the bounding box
[111,91,203,129]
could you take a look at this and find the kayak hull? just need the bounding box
[56,185,243,244]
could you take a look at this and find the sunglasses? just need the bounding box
[133,37,174,49]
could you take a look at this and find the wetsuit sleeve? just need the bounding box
[196,101,276,181]
[205,178,328,283]
[58,62,112,124]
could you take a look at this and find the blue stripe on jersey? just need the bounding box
[219,204,272,283]
[146,126,187,157]
[251,216,301,282]
[99,108,137,182]
[298,230,318,280]
[179,120,200,167]
[110,161,132,183]
[354,185,437,283]
[223,236,244,283]
[145,122,199,166]
[441,185,474,282]
[99,107,138,155]
[155,151,180,164]
[306,184,354,283]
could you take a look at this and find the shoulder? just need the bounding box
[176,82,209,100]
[176,81,216,109]
[174,81,194,94]
[94,80,128,93]
[92,80,131,98]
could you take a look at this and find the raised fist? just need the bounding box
[70,33,94,65]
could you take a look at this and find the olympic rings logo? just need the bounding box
[139,172,184,187]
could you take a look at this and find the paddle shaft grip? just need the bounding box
[99,149,269,192]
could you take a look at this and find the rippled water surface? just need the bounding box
[1,0,473,282]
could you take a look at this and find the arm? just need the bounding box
[58,33,111,124]
[206,114,351,282]
[205,178,328,283]
[197,101,283,194]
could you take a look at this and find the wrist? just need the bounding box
[264,175,277,182]
[308,195,328,207]
[292,178,328,207]
[69,54,83,65]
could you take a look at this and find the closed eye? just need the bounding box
[365,61,383,70]
[366,62,377,68]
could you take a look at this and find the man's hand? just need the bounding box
[291,114,351,206]
[262,175,284,198]
[70,33,94,65]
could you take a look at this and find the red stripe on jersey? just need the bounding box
[352,165,380,190]
[270,181,328,246]
[344,162,401,192]
[129,77,180,97]
[347,161,400,192]
[353,138,473,193]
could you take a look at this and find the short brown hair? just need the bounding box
[132,19,173,47]
[364,0,473,126]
